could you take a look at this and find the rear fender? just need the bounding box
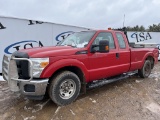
[140,52,154,68]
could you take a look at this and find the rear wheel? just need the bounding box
[49,71,81,106]
[138,60,151,78]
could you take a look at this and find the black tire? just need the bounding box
[138,60,151,78]
[49,71,81,106]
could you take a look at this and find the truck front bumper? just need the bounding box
[2,54,49,98]
[19,78,48,96]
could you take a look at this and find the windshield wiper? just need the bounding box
[59,44,77,48]
[67,44,77,48]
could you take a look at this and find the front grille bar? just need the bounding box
[2,54,10,81]
[11,57,33,82]
[2,54,33,82]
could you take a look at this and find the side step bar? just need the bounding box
[87,74,130,90]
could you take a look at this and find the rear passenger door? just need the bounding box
[115,32,130,73]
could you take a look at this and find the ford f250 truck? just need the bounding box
[2,28,159,106]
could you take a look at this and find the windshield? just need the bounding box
[57,31,95,48]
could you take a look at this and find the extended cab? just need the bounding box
[2,29,159,105]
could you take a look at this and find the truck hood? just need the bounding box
[19,46,81,58]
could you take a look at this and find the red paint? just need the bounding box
[20,30,159,83]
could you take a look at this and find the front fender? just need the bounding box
[40,59,89,81]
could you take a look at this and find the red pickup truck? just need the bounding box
[2,29,159,106]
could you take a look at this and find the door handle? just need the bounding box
[116,53,119,59]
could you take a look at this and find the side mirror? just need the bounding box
[99,40,109,53]
[91,40,109,53]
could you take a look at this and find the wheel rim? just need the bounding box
[144,63,151,76]
[59,79,76,99]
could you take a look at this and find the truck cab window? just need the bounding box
[93,32,115,50]
[116,33,126,49]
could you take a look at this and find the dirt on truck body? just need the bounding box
[0,62,160,120]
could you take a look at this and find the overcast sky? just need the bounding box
[0,0,160,29]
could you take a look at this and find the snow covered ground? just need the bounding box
[0,76,4,81]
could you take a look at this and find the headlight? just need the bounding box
[29,58,49,78]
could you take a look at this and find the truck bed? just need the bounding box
[129,47,159,71]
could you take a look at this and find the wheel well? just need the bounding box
[48,66,86,93]
[146,56,154,69]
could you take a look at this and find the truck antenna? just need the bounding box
[123,14,125,27]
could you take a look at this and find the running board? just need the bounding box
[87,74,129,89]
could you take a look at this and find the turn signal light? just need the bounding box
[40,62,49,68]
[105,46,109,50]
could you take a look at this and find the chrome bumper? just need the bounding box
[2,54,48,96]
[19,78,48,96]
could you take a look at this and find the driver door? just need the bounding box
[88,32,120,81]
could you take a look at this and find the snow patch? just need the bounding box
[155,78,158,81]
[55,106,61,114]
[24,106,33,111]
[32,99,50,113]
[0,76,5,81]
[24,106,28,111]
[70,109,75,116]
[21,115,36,120]
[135,80,142,83]
[89,98,97,103]
[77,42,88,48]
[92,100,96,103]
[149,72,160,78]
[146,102,160,115]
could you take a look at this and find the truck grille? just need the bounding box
[2,52,33,92]
[15,58,30,79]
[2,51,31,81]
[12,51,30,80]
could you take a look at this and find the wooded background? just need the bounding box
[126,23,160,32]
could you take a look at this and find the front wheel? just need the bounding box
[49,71,81,106]
[138,60,151,78]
